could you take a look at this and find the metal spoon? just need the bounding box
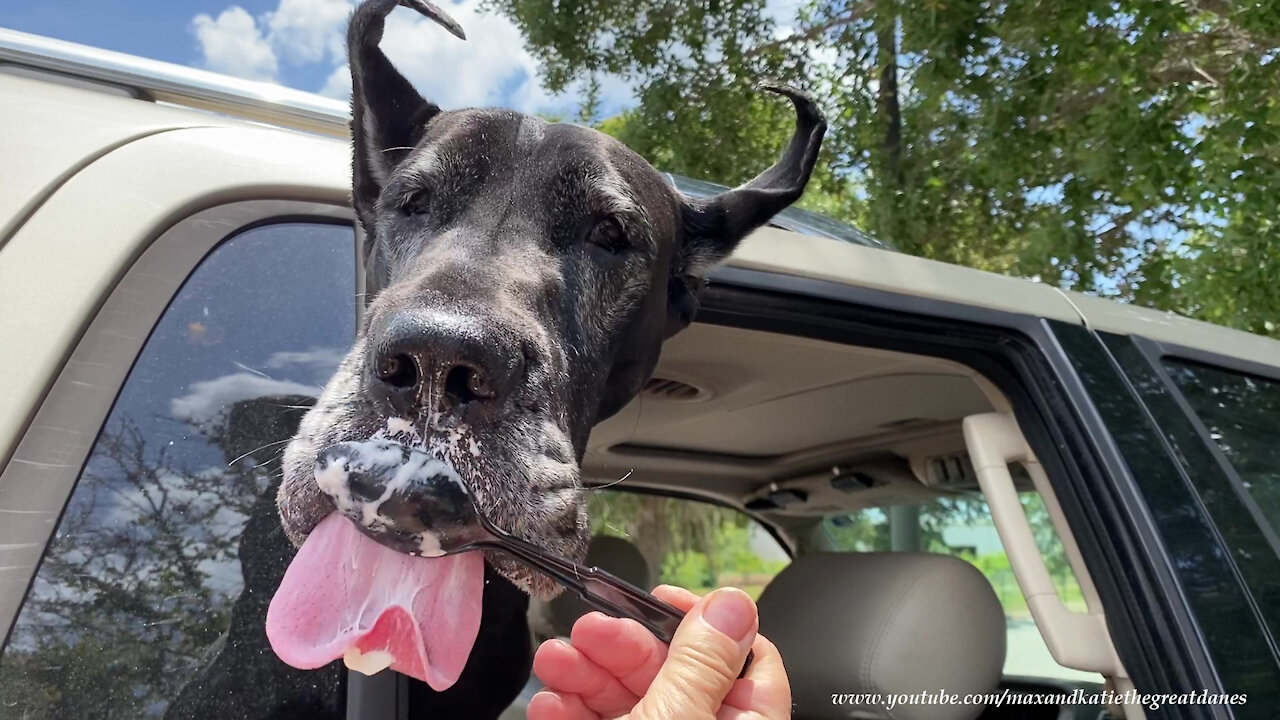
[316,440,752,677]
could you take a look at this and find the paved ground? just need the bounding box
[1006,618,1105,683]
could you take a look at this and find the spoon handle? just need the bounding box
[579,568,683,642]
[476,520,754,677]
[577,565,754,679]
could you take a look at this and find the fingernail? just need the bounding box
[702,589,755,642]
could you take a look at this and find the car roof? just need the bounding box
[3,27,1278,373]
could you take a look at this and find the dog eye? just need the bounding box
[400,190,431,216]
[586,217,627,254]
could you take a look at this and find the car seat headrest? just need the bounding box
[757,552,1006,720]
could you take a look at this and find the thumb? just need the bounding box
[632,588,758,720]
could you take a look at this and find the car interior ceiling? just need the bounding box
[584,322,1008,523]
[544,322,1120,720]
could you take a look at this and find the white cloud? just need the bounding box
[264,346,348,372]
[266,0,354,65]
[171,372,320,428]
[319,63,352,101]
[191,6,279,81]
[191,0,632,117]
[319,0,577,113]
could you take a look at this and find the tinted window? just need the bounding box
[0,224,355,720]
[1165,359,1280,536]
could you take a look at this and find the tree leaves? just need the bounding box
[490,0,1280,337]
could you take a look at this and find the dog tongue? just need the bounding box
[266,513,483,690]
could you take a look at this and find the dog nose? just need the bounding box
[370,311,525,417]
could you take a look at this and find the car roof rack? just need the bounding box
[0,27,350,138]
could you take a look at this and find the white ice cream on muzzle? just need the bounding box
[266,434,485,689]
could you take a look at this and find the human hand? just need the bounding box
[527,585,791,720]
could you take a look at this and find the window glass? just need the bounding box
[0,223,355,720]
[822,493,1103,684]
[1164,359,1280,535]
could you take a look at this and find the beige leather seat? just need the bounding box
[757,552,1006,720]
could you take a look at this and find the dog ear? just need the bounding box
[348,0,465,233]
[666,83,825,337]
[678,83,826,277]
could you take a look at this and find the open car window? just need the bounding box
[585,491,790,599]
[0,223,356,720]
[820,493,1104,685]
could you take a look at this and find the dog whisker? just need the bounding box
[227,438,293,467]
[587,469,633,491]
[628,392,644,441]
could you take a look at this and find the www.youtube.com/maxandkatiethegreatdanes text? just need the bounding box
[832,689,1249,711]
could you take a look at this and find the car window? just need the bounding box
[586,491,790,599]
[1163,359,1280,537]
[0,223,355,720]
[500,490,791,719]
[821,493,1104,684]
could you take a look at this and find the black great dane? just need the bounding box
[175,0,824,717]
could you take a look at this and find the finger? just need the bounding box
[532,636,641,717]
[526,690,601,720]
[630,588,758,720]
[570,612,668,699]
[721,635,791,717]
[651,584,700,611]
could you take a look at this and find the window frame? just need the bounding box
[1055,326,1280,715]
[692,267,1254,718]
[0,200,356,651]
[1102,334,1280,642]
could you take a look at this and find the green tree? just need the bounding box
[490,0,1280,337]
[0,418,253,719]
[587,491,783,589]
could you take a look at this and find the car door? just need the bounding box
[691,269,1278,718]
[1048,322,1280,714]
[0,198,360,718]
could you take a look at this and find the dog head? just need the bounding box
[278,0,825,598]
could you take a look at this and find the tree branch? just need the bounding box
[746,7,871,59]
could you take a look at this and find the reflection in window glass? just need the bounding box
[822,493,1101,684]
[0,224,355,720]
[1164,359,1280,535]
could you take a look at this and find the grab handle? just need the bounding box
[962,413,1121,675]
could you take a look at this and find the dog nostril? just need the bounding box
[377,353,418,389]
[444,365,493,405]
[467,368,495,399]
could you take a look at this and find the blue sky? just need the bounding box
[0,0,640,117]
